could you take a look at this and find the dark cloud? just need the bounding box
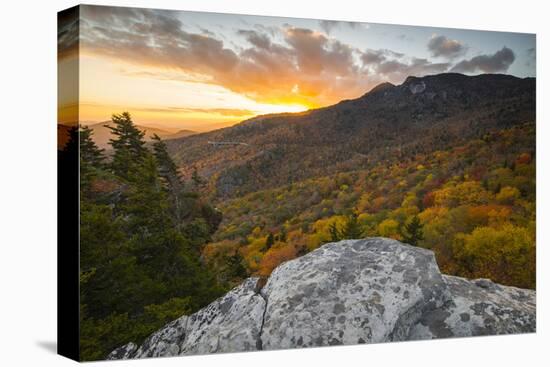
[451,47,515,73]
[79,6,239,75]
[377,58,449,79]
[58,7,80,59]
[361,49,450,83]
[361,49,404,65]
[407,58,451,75]
[319,20,339,34]
[284,27,356,76]
[252,23,278,37]
[427,35,467,59]
[238,29,272,49]
[361,49,387,65]
[318,20,362,34]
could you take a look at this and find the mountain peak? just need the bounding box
[400,72,527,89]
[368,81,395,94]
[403,72,468,85]
[360,72,534,100]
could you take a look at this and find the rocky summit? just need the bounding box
[108,238,536,360]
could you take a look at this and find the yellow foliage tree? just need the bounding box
[495,186,521,205]
[377,219,401,239]
[455,224,535,289]
[258,244,298,277]
[434,181,490,207]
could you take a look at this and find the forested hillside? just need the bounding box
[70,113,224,360]
[204,122,535,290]
[166,73,535,198]
[159,73,536,292]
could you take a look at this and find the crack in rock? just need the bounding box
[255,287,269,350]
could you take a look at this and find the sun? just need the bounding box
[255,103,310,115]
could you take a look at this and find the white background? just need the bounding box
[0,0,547,365]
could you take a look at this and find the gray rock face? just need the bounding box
[107,342,137,360]
[409,81,427,94]
[409,275,536,340]
[108,238,536,360]
[260,239,449,348]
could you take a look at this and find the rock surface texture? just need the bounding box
[108,238,536,360]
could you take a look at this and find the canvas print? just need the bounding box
[57,4,536,362]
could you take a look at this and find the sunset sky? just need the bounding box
[58,5,536,131]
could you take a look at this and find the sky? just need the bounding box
[58,5,536,131]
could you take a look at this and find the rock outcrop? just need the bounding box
[108,238,536,360]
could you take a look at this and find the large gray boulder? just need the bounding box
[260,238,449,348]
[108,238,536,360]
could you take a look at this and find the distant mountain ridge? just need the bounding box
[85,121,196,149]
[165,73,535,199]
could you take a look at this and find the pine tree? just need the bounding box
[341,212,363,239]
[402,215,424,247]
[123,153,171,240]
[328,213,364,242]
[265,232,275,250]
[108,112,147,180]
[79,125,104,192]
[151,134,181,190]
[80,125,104,167]
[191,167,206,190]
[151,134,185,226]
[329,222,342,242]
[279,227,287,242]
[226,252,248,280]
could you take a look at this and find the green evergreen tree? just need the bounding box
[402,215,424,247]
[151,134,185,226]
[108,112,147,179]
[80,125,104,167]
[123,154,170,236]
[79,125,104,192]
[279,227,287,242]
[482,177,489,191]
[151,134,181,190]
[328,213,364,242]
[329,222,342,242]
[265,232,275,250]
[225,252,248,280]
[341,212,363,239]
[191,167,206,190]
